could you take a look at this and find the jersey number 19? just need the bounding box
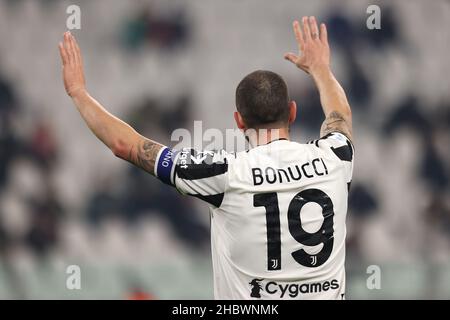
[253,189,335,271]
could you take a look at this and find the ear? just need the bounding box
[288,101,297,124]
[234,111,247,130]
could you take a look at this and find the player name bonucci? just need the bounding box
[171,304,279,318]
[252,157,328,185]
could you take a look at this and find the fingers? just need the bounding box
[63,32,74,64]
[284,52,299,64]
[320,23,328,45]
[58,42,68,65]
[70,33,82,65]
[302,16,311,41]
[293,20,304,52]
[292,16,325,44]
[68,33,80,64]
[62,31,82,65]
[309,16,319,40]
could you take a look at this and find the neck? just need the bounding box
[246,127,290,147]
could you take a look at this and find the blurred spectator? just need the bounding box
[0,121,19,190]
[383,95,431,137]
[420,136,448,191]
[28,121,59,170]
[126,287,156,300]
[325,10,358,50]
[344,52,372,108]
[424,195,450,236]
[348,183,379,219]
[347,183,379,259]
[290,84,323,132]
[0,74,17,115]
[25,183,63,258]
[121,5,190,51]
[0,73,20,190]
[0,214,25,299]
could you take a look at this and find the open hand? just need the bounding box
[284,16,330,75]
[58,31,86,98]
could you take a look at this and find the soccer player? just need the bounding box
[59,16,353,299]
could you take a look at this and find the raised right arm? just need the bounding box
[284,16,353,142]
[58,31,164,175]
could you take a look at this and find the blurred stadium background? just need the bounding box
[0,0,449,299]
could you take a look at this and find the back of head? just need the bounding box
[235,70,290,129]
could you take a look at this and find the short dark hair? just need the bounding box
[235,70,290,128]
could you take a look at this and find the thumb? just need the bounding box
[284,52,298,64]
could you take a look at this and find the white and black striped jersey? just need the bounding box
[155,132,354,300]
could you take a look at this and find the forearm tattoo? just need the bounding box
[128,138,164,175]
[320,111,352,140]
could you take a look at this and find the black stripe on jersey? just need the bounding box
[347,181,352,191]
[176,162,228,180]
[319,132,334,140]
[321,131,355,150]
[190,193,225,207]
[331,140,353,162]
[306,139,320,147]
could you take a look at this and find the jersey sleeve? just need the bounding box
[154,147,231,207]
[311,132,355,188]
